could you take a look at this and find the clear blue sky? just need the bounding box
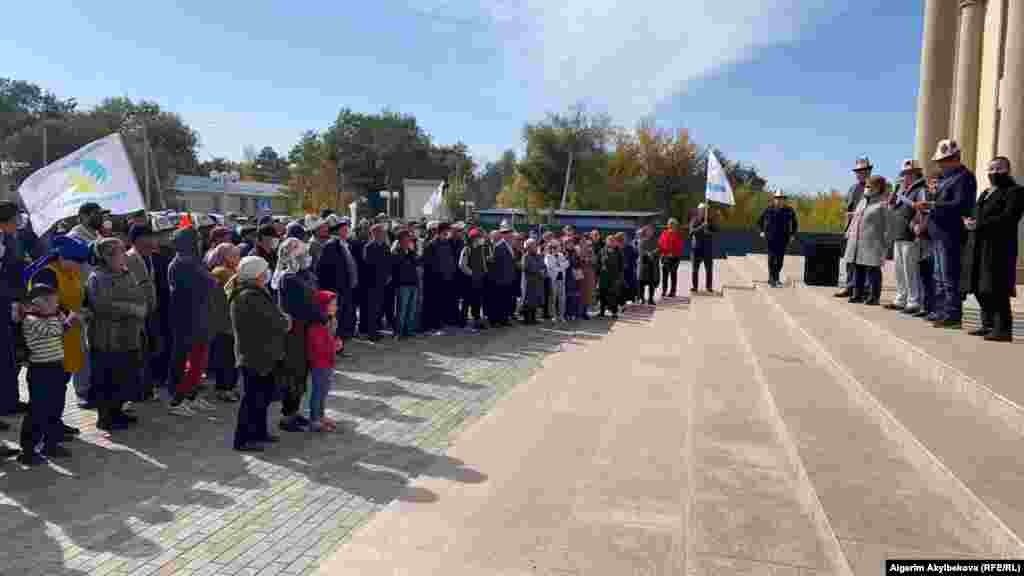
[3,0,924,194]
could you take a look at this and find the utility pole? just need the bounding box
[142,121,151,209]
[560,147,573,210]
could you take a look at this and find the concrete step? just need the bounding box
[962,295,1024,342]
[724,281,1022,574]
[685,295,848,575]
[757,285,1024,558]
[799,285,1024,433]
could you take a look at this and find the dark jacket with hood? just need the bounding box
[168,228,212,348]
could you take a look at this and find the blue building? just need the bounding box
[474,209,661,232]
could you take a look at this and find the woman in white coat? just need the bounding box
[844,175,890,305]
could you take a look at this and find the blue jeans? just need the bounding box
[932,237,962,321]
[397,286,419,337]
[307,367,332,421]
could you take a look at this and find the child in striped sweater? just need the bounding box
[18,284,79,466]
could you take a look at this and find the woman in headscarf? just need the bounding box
[86,237,148,431]
[844,175,890,305]
[228,256,290,451]
[207,243,241,402]
[638,225,661,305]
[24,235,93,439]
[273,237,324,432]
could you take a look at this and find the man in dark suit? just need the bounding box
[962,156,1023,341]
[362,223,392,341]
[490,224,517,325]
[316,216,358,343]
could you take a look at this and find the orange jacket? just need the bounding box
[658,229,684,257]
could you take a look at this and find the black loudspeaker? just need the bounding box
[803,239,842,286]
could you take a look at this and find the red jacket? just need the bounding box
[306,291,338,369]
[658,229,684,257]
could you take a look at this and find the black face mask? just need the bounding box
[87,214,103,230]
[988,173,1013,189]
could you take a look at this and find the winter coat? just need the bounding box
[208,267,234,337]
[844,182,865,233]
[522,253,546,308]
[317,237,358,297]
[599,247,624,294]
[638,237,660,285]
[963,182,1024,298]
[688,217,717,258]
[928,165,977,243]
[426,238,456,282]
[579,244,596,305]
[758,206,799,250]
[86,266,147,352]
[394,248,421,286]
[278,271,322,378]
[489,241,517,286]
[544,253,568,283]
[306,294,338,370]
[844,194,889,267]
[658,229,684,258]
[564,250,579,294]
[622,243,638,287]
[362,241,392,289]
[168,228,213,347]
[227,277,289,377]
[888,178,927,243]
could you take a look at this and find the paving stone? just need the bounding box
[0,317,612,574]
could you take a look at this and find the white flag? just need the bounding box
[17,133,145,234]
[423,181,444,216]
[705,149,735,206]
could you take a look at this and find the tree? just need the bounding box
[0,78,76,143]
[477,149,517,210]
[2,95,200,208]
[518,104,613,210]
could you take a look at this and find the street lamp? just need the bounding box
[379,190,397,218]
[460,200,475,222]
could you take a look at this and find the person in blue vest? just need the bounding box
[914,139,977,329]
[757,191,799,288]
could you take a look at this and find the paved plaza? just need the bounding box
[2,257,1023,575]
[0,306,655,576]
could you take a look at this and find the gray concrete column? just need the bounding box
[1000,0,1024,276]
[954,0,985,172]
[915,0,960,168]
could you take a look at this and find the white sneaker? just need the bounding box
[168,402,194,417]
[191,397,216,411]
[122,401,136,414]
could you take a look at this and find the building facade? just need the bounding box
[168,174,289,215]
[915,0,1024,275]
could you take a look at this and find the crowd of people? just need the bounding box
[831,139,1023,342]
[0,203,690,463]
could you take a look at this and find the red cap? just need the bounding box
[317,290,337,307]
[468,228,482,238]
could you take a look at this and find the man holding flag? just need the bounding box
[698,150,735,294]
